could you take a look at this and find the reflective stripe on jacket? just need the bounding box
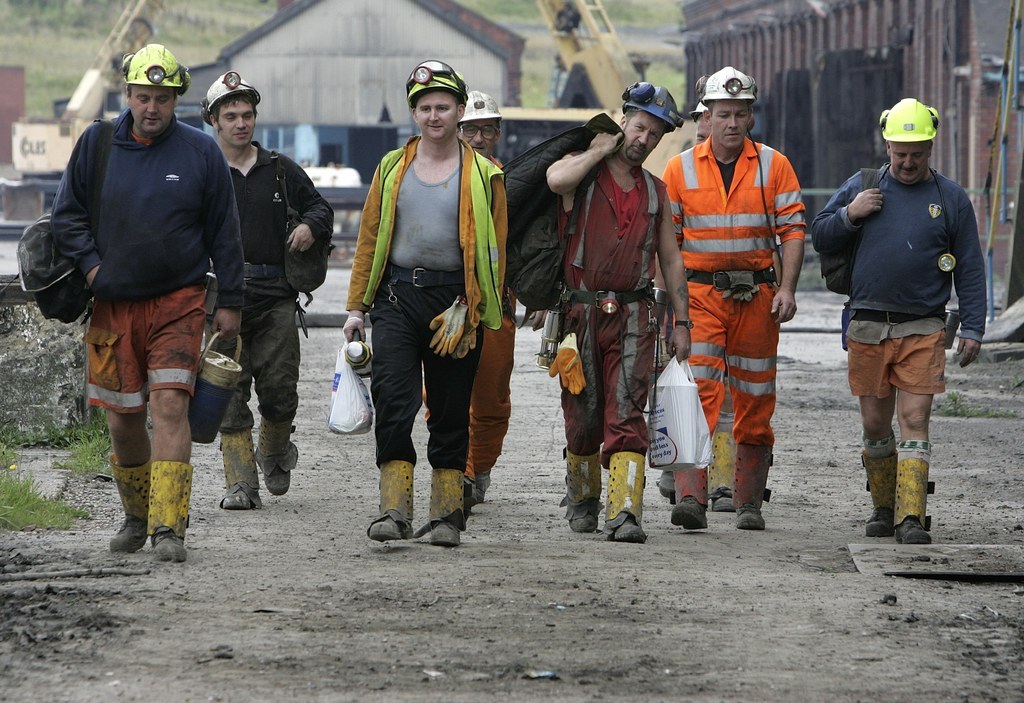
[662,137,805,273]
[346,136,507,330]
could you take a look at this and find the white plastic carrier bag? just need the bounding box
[648,358,712,469]
[328,347,373,435]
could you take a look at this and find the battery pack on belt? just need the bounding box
[387,265,464,287]
[687,268,777,289]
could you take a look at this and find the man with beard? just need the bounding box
[545,82,692,543]
[201,72,334,510]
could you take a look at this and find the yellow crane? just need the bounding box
[13,0,163,174]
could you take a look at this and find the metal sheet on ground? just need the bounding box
[848,543,1024,581]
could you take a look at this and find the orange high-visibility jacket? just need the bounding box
[662,138,805,272]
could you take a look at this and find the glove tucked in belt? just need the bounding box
[548,332,586,394]
[428,296,478,359]
[687,268,775,302]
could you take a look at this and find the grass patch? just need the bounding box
[0,471,87,531]
[0,412,111,478]
[935,391,1017,419]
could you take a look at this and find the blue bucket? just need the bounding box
[188,333,242,444]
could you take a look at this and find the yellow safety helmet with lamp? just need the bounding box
[461,90,502,122]
[702,66,758,103]
[201,71,262,125]
[121,43,190,95]
[406,60,469,108]
[879,98,939,142]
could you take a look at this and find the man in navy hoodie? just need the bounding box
[51,44,244,563]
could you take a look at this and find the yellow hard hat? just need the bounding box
[406,60,468,108]
[879,98,939,142]
[122,44,190,95]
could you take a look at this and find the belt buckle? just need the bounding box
[411,267,426,287]
[712,271,730,290]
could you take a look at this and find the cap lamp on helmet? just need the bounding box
[702,66,757,103]
[122,44,190,95]
[879,98,939,142]
[406,60,469,108]
[621,81,683,131]
[201,71,262,125]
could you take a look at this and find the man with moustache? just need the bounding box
[546,82,692,544]
[201,72,334,510]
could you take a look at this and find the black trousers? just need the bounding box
[368,280,482,470]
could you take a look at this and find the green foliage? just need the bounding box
[0,412,111,477]
[936,391,1017,419]
[0,471,87,531]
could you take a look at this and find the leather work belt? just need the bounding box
[687,267,777,289]
[244,263,285,279]
[387,264,464,287]
[852,309,944,324]
[565,285,653,306]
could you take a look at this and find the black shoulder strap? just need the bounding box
[272,151,300,221]
[88,120,115,232]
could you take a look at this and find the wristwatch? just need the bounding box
[674,319,694,329]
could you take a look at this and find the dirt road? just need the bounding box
[2,290,1023,702]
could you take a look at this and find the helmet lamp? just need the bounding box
[146,65,167,84]
[223,71,241,90]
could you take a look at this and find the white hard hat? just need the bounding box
[690,101,708,121]
[461,90,501,122]
[702,66,758,103]
[201,71,261,125]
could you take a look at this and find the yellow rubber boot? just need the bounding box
[220,430,262,510]
[863,453,897,537]
[256,418,297,496]
[605,451,647,543]
[708,409,736,512]
[148,461,193,563]
[110,457,150,553]
[895,458,931,544]
[565,451,601,533]
[368,460,414,542]
[428,468,465,547]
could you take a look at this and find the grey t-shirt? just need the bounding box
[389,162,462,271]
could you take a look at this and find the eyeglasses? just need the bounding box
[460,124,499,139]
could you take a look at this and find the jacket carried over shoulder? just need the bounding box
[50,110,244,307]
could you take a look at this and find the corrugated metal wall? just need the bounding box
[226,0,509,127]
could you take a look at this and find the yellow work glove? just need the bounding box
[452,321,478,359]
[547,332,586,394]
[429,297,468,357]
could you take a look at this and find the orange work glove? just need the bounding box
[547,332,586,394]
[429,297,468,357]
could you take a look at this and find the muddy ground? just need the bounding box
[2,289,1023,703]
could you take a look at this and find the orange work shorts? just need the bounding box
[847,331,946,398]
[84,285,206,412]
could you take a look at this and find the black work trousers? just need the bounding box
[368,279,482,470]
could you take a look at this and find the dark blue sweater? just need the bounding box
[51,109,244,307]
[811,167,986,341]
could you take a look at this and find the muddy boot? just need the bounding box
[895,458,931,545]
[427,468,465,547]
[463,475,479,513]
[657,470,676,503]
[367,461,414,541]
[864,452,897,537]
[564,451,601,533]
[474,472,491,503]
[708,408,736,512]
[604,452,647,544]
[219,430,262,510]
[110,458,151,553]
[256,418,297,496]
[734,444,771,531]
[670,467,708,530]
[148,461,193,563]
